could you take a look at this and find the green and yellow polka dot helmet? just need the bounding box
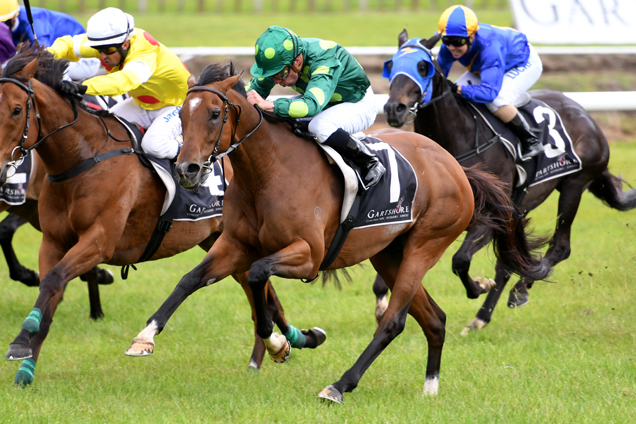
[251,26,302,78]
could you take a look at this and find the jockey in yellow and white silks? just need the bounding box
[48,7,190,160]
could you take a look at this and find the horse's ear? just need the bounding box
[18,58,38,80]
[218,73,242,93]
[398,29,409,48]
[422,33,441,50]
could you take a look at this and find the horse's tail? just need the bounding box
[463,165,551,281]
[588,169,636,211]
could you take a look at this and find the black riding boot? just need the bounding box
[323,128,386,188]
[506,112,544,158]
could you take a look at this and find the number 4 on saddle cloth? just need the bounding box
[468,95,582,201]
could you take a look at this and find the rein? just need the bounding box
[0,76,79,173]
[186,85,263,173]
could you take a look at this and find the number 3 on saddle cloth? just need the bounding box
[468,96,582,203]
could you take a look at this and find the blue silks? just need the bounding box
[382,38,436,105]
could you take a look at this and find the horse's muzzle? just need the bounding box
[383,102,408,128]
[175,161,203,189]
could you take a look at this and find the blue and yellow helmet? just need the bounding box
[438,5,479,38]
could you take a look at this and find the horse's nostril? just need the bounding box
[186,163,200,175]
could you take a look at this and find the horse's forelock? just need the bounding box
[196,61,247,98]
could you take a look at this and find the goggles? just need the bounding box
[272,66,291,81]
[95,45,120,55]
[442,36,469,48]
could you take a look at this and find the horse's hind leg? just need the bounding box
[507,179,584,307]
[451,225,496,299]
[0,213,40,287]
[372,273,389,325]
[461,261,512,335]
[78,266,115,320]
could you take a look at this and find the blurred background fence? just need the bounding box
[29,0,508,14]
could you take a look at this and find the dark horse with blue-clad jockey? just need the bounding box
[381,30,636,335]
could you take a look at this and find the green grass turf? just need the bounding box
[1,141,635,422]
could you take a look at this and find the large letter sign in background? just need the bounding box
[509,0,636,44]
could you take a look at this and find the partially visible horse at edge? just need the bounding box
[125,62,552,403]
[0,46,324,386]
[382,30,636,334]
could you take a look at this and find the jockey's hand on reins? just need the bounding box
[59,80,87,101]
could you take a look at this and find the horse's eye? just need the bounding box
[12,106,21,116]
[386,62,393,72]
[418,62,429,78]
[210,109,220,120]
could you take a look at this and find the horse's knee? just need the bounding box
[451,253,470,275]
[248,260,272,289]
[372,274,389,298]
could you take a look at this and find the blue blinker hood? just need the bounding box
[382,38,436,105]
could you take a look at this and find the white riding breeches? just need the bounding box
[110,97,182,160]
[456,44,543,113]
[308,86,378,143]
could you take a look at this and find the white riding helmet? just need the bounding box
[85,7,135,47]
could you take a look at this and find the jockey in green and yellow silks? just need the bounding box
[246,26,385,188]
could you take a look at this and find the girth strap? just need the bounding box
[47,148,135,182]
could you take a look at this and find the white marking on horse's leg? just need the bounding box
[475,277,496,292]
[423,376,439,396]
[375,295,388,326]
[248,358,259,370]
[263,332,290,363]
[125,320,159,356]
[460,318,487,336]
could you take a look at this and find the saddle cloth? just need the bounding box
[115,116,225,221]
[319,134,418,230]
[0,154,33,206]
[468,95,582,188]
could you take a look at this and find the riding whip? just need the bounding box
[22,0,38,41]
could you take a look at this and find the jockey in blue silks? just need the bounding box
[0,0,101,80]
[437,5,544,158]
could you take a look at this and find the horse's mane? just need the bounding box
[196,61,247,97]
[2,43,67,92]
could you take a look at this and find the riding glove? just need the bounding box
[59,80,87,98]
[447,80,459,94]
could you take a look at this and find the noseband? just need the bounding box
[186,85,263,169]
[0,76,78,175]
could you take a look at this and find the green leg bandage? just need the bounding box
[21,308,42,336]
[284,325,307,349]
[15,358,36,386]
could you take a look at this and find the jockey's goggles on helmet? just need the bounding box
[95,45,121,55]
[272,65,292,81]
[442,36,469,48]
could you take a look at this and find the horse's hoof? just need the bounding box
[475,277,496,293]
[124,339,155,357]
[301,327,327,349]
[318,385,343,404]
[270,340,291,364]
[508,289,529,308]
[460,318,487,336]
[99,269,115,285]
[5,344,32,361]
[247,365,259,375]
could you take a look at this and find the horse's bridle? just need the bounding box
[405,57,451,120]
[186,85,263,172]
[0,76,79,176]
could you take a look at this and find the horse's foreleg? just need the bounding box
[125,236,243,357]
[0,213,40,287]
[247,240,314,364]
[461,261,512,335]
[78,266,115,320]
[451,225,494,299]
